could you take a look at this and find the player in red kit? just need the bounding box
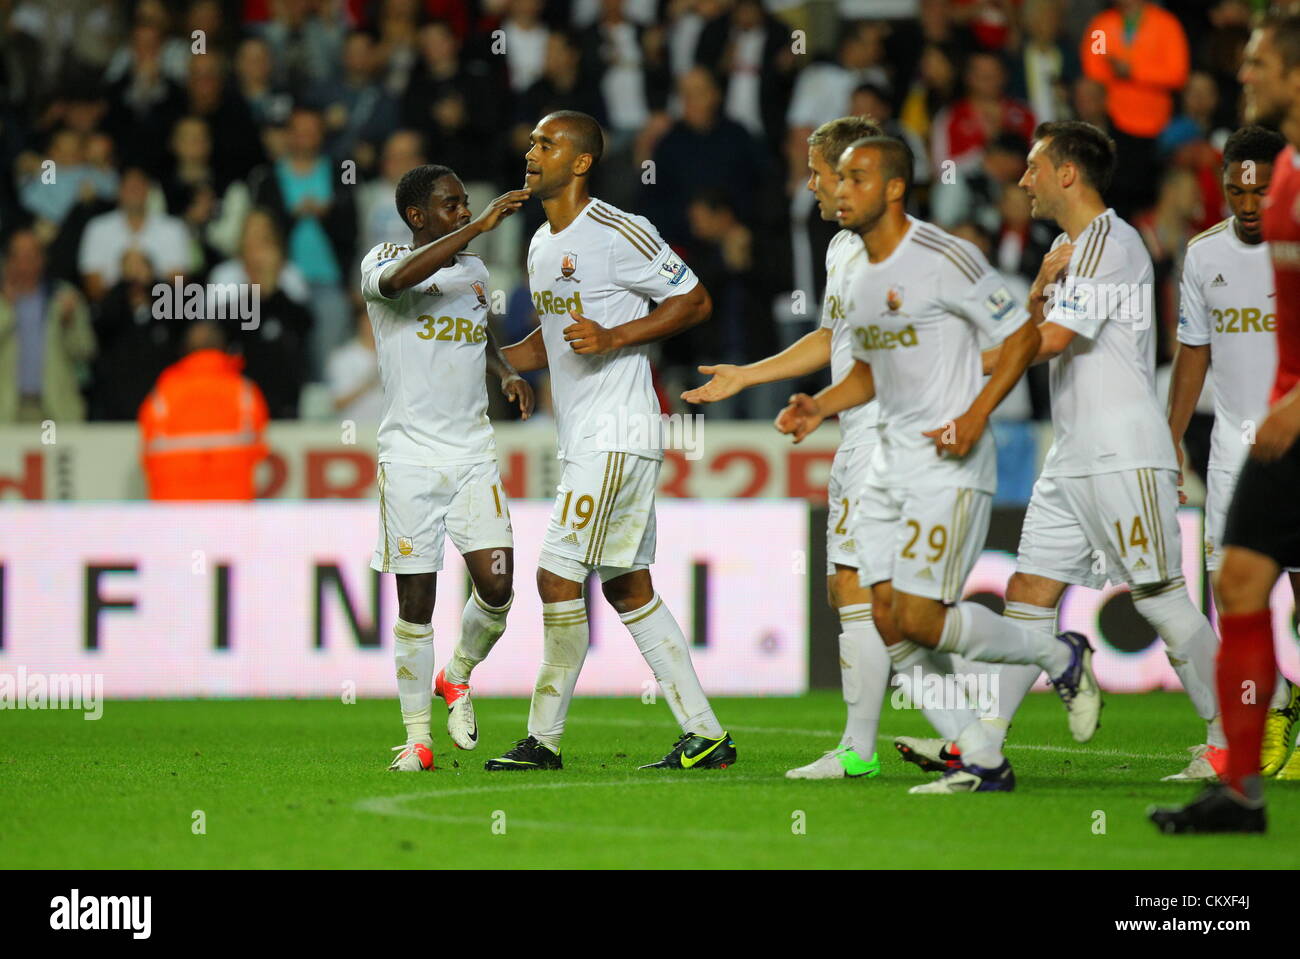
[1151,13,1300,834]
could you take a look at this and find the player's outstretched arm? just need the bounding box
[927,317,1039,458]
[681,327,832,404]
[502,326,549,373]
[485,325,535,420]
[775,359,875,443]
[378,189,531,297]
[563,283,711,355]
[1254,383,1300,462]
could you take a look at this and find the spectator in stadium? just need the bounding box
[578,0,667,153]
[326,300,383,423]
[1071,75,1111,131]
[643,66,764,246]
[693,0,796,147]
[1080,0,1189,218]
[930,49,1035,176]
[138,319,269,500]
[231,235,312,419]
[513,31,607,155]
[17,128,119,233]
[1160,70,1232,154]
[371,0,424,97]
[183,52,267,190]
[208,207,311,315]
[103,20,185,179]
[785,21,892,191]
[931,131,1026,232]
[234,34,293,130]
[310,30,400,171]
[674,188,779,419]
[90,248,179,421]
[1008,0,1078,125]
[1136,165,1201,355]
[899,41,961,146]
[165,114,260,267]
[356,130,427,262]
[77,166,194,303]
[401,20,502,163]
[500,0,550,94]
[0,229,96,424]
[247,106,356,380]
[256,0,344,99]
[104,0,192,86]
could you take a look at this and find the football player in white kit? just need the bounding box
[1167,124,1300,779]
[933,121,1227,783]
[682,116,894,780]
[777,135,1102,793]
[360,165,534,771]
[485,111,735,771]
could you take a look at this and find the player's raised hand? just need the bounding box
[563,310,619,355]
[1031,243,1074,300]
[681,364,744,404]
[473,189,532,233]
[775,393,823,443]
[923,408,986,459]
[501,373,535,421]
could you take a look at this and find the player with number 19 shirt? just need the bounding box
[485,111,734,774]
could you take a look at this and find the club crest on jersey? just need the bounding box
[886,286,904,312]
[472,279,489,310]
[557,252,580,282]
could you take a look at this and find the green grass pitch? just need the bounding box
[3,692,1297,869]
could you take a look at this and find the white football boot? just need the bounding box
[388,741,434,771]
[435,669,478,750]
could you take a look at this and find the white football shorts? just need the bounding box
[538,449,658,584]
[371,459,513,574]
[854,479,992,604]
[826,442,874,575]
[1016,468,1182,589]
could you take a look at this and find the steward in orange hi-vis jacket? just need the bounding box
[138,322,268,500]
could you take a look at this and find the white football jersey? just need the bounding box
[1177,217,1278,474]
[820,229,880,450]
[528,198,698,460]
[846,217,1028,494]
[1042,208,1178,477]
[360,242,496,467]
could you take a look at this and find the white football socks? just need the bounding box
[976,602,1057,749]
[1133,579,1222,748]
[526,598,590,752]
[837,603,891,756]
[887,639,980,741]
[935,602,1072,677]
[393,618,434,745]
[446,590,513,685]
[621,593,723,738]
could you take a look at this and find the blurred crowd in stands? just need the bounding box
[0,0,1264,426]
